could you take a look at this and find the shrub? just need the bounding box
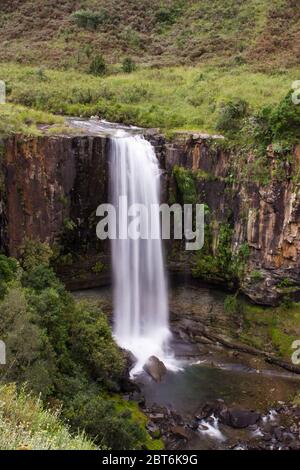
[69,301,125,387]
[65,393,148,450]
[155,4,183,25]
[92,261,104,273]
[22,265,62,291]
[89,54,106,76]
[0,255,18,298]
[253,91,300,148]
[122,57,136,74]
[71,9,110,30]
[0,286,57,396]
[0,252,160,449]
[120,27,141,49]
[224,295,240,315]
[173,166,197,204]
[20,238,53,271]
[193,224,249,285]
[216,98,249,133]
[250,270,264,283]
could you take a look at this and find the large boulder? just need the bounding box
[220,408,261,429]
[143,356,167,382]
[119,349,139,393]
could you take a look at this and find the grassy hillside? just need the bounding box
[0,384,97,450]
[0,0,299,70]
[0,62,298,135]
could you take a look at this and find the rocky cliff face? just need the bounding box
[0,134,110,288]
[0,131,299,304]
[156,135,300,305]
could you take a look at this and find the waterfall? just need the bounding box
[110,134,174,374]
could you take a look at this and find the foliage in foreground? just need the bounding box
[0,242,159,450]
[0,384,97,450]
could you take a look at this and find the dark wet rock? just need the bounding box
[274,427,283,440]
[122,349,138,371]
[292,406,300,417]
[262,433,272,442]
[170,426,190,440]
[220,408,261,429]
[189,420,200,431]
[129,391,145,406]
[148,413,165,422]
[118,349,139,393]
[282,432,295,443]
[143,356,167,382]
[289,441,300,450]
[196,400,226,420]
[119,376,139,393]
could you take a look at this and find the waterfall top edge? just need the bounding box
[66,118,158,138]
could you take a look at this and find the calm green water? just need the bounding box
[138,363,300,417]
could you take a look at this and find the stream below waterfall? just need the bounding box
[73,283,300,450]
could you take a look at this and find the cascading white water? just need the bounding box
[110,133,174,375]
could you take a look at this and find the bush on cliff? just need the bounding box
[216,98,249,134]
[173,166,197,204]
[252,91,300,149]
[193,224,250,286]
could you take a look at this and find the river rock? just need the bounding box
[148,413,165,422]
[119,349,139,393]
[196,400,226,420]
[143,356,167,382]
[170,426,190,440]
[220,408,261,428]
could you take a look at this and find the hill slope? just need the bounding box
[0,0,299,69]
[0,384,97,450]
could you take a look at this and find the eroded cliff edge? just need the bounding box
[0,131,299,305]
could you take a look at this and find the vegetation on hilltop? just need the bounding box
[0,0,299,70]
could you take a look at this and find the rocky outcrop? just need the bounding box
[0,130,299,304]
[0,134,111,287]
[154,134,300,305]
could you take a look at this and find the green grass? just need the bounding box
[0,384,98,450]
[0,62,299,135]
[236,301,300,358]
[109,396,164,450]
[0,103,64,137]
